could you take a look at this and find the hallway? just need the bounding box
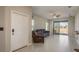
[16,35,74,52]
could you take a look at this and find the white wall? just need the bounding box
[75,10,79,48]
[4,6,32,52]
[0,7,5,51]
[33,15,47,30]
[75,11,79,31]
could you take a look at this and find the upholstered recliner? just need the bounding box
[32,31,44,43]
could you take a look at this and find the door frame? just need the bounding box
[53,20,68,35]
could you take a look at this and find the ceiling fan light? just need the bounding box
[53,16,57,18]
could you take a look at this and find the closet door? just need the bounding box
[11,10,29,51]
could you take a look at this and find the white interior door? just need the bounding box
[11,10,29,51]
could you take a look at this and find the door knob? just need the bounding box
[12,29,14,32]
[12,29,14,35]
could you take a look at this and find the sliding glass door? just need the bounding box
[53,21,68,35]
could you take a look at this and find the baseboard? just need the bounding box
[27,43,32,46]
[12,45,27,52]
[12,43,32,52]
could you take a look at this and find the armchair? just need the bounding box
[32,31,44,43]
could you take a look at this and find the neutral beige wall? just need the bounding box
[75,10,79,48]
[0,7,5,52]
[33,15,47,30]
[68,16,77,49]
[75,11,79,31]
[4,6,32,51]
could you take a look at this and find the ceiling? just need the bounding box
[32,6,79,19]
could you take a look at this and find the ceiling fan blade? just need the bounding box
[56,15,60,17]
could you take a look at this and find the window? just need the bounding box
[45,22,49,31]
[32,19,34,30]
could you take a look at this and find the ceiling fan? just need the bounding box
[48,13,61,19]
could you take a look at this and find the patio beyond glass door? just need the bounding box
[53,21,68,35]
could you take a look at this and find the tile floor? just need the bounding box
[16,35,75,52]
